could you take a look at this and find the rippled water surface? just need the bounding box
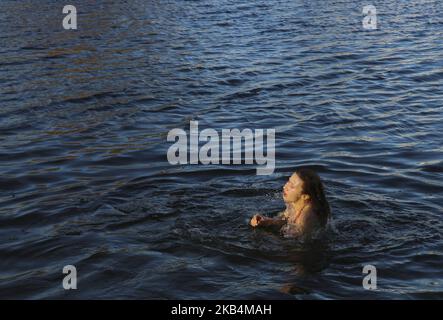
[1,0,442,299]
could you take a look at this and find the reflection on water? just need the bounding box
[0,0,442,299]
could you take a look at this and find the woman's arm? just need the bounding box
[250,214,287,231]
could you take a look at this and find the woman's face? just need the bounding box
[283,173,304,203]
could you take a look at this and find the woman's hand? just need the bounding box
[250,214,287,230]
[250,214,265,227]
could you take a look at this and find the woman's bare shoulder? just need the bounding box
[298,205,323,228]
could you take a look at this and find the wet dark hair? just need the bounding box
[295,168,331,226]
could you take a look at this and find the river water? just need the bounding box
[0,0,442,299]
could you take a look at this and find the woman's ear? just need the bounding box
[302,194,310,201]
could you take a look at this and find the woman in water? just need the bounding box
[250,169,330,236]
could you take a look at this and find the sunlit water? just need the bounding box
[0,0,442,299]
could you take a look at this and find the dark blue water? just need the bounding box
[0,0,442,299]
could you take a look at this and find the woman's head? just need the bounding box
[283,169,330,223]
